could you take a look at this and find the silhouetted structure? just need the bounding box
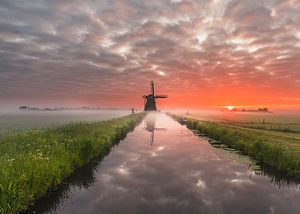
[143,81,167,111]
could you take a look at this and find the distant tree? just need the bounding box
[19,106,27,110]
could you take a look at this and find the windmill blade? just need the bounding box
[151,80,155,95]
[155,95,167,98]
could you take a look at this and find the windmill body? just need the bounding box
[143,81,167,111]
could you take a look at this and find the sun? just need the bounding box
[225,106,234,111]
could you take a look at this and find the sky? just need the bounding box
[0,0,299,109]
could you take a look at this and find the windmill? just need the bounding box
[143,81,167,111]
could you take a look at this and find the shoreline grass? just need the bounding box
[0,113,145,214]
[169,113,300,179]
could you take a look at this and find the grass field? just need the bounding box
[0,113,145,214]
[222,121,300,133]
[169,113,300,179]
[178,110,300,133]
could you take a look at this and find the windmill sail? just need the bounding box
[151,81,155,95]
[155,95,167,98]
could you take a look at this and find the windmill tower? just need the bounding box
[143,81,167,111]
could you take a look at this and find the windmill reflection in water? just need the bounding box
[144,113,166,145]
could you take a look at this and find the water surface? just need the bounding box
[26,113,299,214]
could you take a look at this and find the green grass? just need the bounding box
[169,113,300,179]
[179,110,300,133]
[0,113,145,214]
[230,121,300,133]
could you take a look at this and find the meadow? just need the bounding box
[169,113,300,179]
[222,120,300,133]
[0,113,145,214]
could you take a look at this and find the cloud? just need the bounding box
[0,0,299,107]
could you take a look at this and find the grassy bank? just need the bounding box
[0,113,145,214]
[169,114,300,179]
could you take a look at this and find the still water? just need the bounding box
[26,113,299,214]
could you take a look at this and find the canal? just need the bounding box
[26,113,299,214]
